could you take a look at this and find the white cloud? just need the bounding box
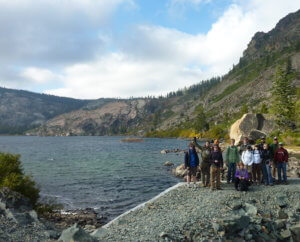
[1,0,300,99]
[21,67,62,84]
[44,0,300,99]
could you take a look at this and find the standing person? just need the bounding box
[225,139,240,184]
[184,143,200,187]
[235,163,250,191]
[270,137,279,181]
[252,145,262,185]
[261,144,273,186]
[193,138,211,187]
[241,146,254,183]
[274,143,289,185]
[239,137,249,156]
[200,141,212,187]
[258,136,267,150]
[210,144,224,191]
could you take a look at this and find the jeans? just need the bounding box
[227,163,236,182]
[262,164,273,185]
[277,163,287,182]
[252,163,262,183]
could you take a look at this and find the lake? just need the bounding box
[0,136,192,219]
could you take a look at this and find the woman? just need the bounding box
[261,144,273,186]
[210,144,223,191]
[241,145,254,183]
[235,162,250,191]
[252,144,262,185]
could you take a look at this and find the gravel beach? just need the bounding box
[93,179,300,241]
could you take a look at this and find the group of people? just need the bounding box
[184,136,289,191]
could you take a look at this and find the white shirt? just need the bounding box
[242,150,254,166]
[253,149,262,164]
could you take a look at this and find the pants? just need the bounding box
[272,161,277,179]
[252,163,262,183]
[227,163,236,182]
[246,165,253,182]
[210,166,221,189]
[277,163,287,182]
[201,163,210,186]
[235,178,249,191]
[262,164,273,185]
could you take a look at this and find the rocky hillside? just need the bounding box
[3,9,300,136]
[0,87,91,134]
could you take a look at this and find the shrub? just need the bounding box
[0,153,40,206]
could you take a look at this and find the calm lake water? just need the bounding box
[0,136,191,219]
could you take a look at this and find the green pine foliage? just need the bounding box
[271,63,296,129]
[0,153,40,206]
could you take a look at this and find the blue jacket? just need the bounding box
[184,148,199,168]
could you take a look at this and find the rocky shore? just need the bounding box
[1,179,300,241]
[90,180,300,242]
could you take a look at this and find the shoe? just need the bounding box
[270,184,274,186]
[216,187,223,190]
[284,181,288,185]
[226,181,230,184]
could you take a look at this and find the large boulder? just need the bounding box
[0,187,38,225]
[172,164,187,177]
[58,223,97,242]
[230,113,275,144]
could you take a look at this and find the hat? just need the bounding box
[274,137,278,140]
[279,142,284,145]
[247,145,252,149]
[261,136,265,139]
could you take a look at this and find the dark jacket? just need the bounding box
[184,148,199,168]
[210,150,223,168]
[261,149,271,165]
[274,148,289,163]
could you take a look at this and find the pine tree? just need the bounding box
[271,63,296,129]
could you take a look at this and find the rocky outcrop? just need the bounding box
[230,113,276,144]
[172,164,187,177]
[288,156,300,178]
[0,187,60,241]
[58,223,97,242]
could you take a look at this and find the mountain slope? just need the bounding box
[0,88,91,134]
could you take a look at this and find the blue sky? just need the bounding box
[0,0,299,99]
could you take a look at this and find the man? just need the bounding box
[239,137,249,156]
[193,138,211,187]
[258,136,267,150]
[269,137,279,180]
[184,142,200,187]
[274,142,289,185]
[210,144,224,191]
[225,139,240,183]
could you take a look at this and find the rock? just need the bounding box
[278,209,288,219]
[231,201,243,210]
[164,161,174,166]
[229,113,275,144]
[280,229,291,239]
[290,223,300,242]
[244,203,257,216]
[248,129,267,141]
[219,215,250,234]
[58,223,97,242]
[274,219,286,229]
[172,164,187,177]
[161,150,167,154]
[277,196,288,208]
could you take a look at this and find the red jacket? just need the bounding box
[274,148,289,163]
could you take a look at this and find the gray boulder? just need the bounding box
[0,187,38,225]
[230,113,275,144]
[290,223,300,242]
[58,223,97,242]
